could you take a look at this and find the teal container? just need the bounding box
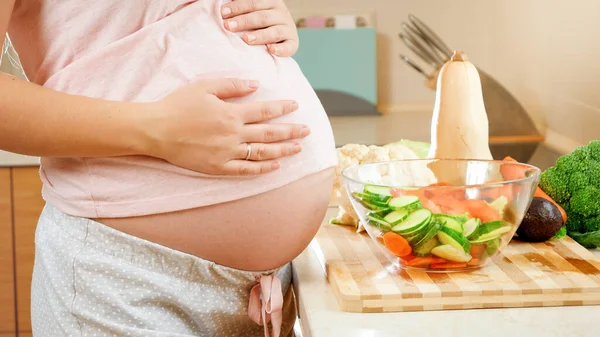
[293,28,379,116]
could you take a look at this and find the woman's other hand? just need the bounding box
[221,0,299,57]
[142,78,308,176]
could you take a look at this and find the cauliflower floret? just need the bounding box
[338,143,370,160]
[362,145,391,163]
[331,145,365,206]
[388,145,419,161]
[329,142,435,232]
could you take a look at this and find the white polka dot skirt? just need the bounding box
[30,204,297,337]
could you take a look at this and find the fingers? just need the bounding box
[242,124,310,143]
[205,78,260,99]
[222,160,281,176]
[242,24,297,46]
[224,9,288,32]
[267,39,299,57]
[221,0,278,19]
[237,142,302,161]
[241,100,299,123]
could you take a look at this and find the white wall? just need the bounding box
[1,1,598,156]
[287,0,600,151]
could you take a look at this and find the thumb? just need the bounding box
[204,78,260,99]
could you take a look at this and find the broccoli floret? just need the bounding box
[587,140,600,161]
[570,186,600,217]
[565,209,583,233]
[581,215,600,233]
[539,140,600,248]
[590,162,600,188]
[556,149,591,174]
[539,167,570,204]
[568,171,590,193]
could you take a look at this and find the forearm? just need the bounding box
[0,73,149,158]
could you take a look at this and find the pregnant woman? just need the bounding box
[0,0,337,336]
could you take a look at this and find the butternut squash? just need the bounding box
[426,50,494,184]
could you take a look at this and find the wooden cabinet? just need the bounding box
[12,168,44,334]
[0,167,44,336]
[0,168,15,334]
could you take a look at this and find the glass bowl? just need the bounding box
[342,158,541,272]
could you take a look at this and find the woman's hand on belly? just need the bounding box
[142,77,309,175]
[221,0,298,57]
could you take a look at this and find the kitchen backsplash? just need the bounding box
[286,0,600,151]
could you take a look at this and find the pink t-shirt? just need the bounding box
[7,0,337,218]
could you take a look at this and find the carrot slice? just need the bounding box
[400,253,416,262]
[390,188,403,197]
[406,256,447,267]
[469,245,486,259]
[500,156,526,180]
[467,258,482,266]
[421,197,442,214]
[430,262,468,269]
[426,182,466,200]
[503,156,566,224]
[430,195,469,215]
[383,232,412,257]
[464,199,501,222]
[481,179,514,202]
[429,182,452,187]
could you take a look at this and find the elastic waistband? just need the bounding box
[40,203,289,286]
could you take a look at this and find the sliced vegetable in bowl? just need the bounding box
[349,183,516,271]
[342,159,541,272]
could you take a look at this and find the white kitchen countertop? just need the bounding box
[0,150,39,167]
[292,211,600,337]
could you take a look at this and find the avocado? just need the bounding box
[516,197,563,242]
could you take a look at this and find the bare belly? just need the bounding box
[95,168,334,271]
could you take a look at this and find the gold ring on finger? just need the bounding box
[245,143,252,161]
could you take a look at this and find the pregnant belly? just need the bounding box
[96,168,334,271]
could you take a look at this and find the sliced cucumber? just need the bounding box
[392,209,432,235]
[367,213,391,229]
[451,213,469,224]
[435,214,463,233]
[414,237,440,257]
[431,244,473,263]
[360,200,390,212]
[368,198,390,208]
[469,221,512,244]
[407,218,440,245]
[364,185,392,198]
[485,238,501,256]
[470,229,511,244]
[487,195,508,216]
[462,218,481,238]
[383,209,409,225]
[329,218,354,226]
[352,191,391,204]
[413,222,442,256]
[436,213,469,224]
[437,226,471,252]
[389,195,421,211]
[372,208,393,218]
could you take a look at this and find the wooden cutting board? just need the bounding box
[313,209,600,313]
